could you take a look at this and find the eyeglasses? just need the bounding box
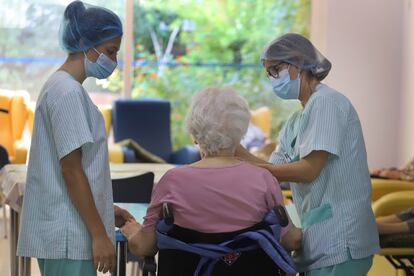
[266,63,288,79]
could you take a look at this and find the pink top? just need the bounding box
[142,162,292,237]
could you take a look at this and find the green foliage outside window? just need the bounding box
[107,0,310,148]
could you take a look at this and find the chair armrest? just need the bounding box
[108,144,124,164]
[379,248,414,256]
[171,145,200,165]
[11,140,27,164]
[371,178,414,202]
[372,191,414,217]
[122,145,136,163]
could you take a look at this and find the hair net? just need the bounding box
[261,33,331,81]
[59,1,123,53]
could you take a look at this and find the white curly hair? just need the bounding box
[186,87,250,156]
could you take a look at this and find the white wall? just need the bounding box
[399,0,414,166]
[311,0,408,168]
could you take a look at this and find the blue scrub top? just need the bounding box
[270,84,380,271]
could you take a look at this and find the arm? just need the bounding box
[259,150,329,183]
[377,221,410,235]
[121,220,157,257]
[61,148,115,273]
[114,205,134,227]
[120,172,172,257]
[264,172,302,251]
[235,144,271,165]
[378,169,402,180]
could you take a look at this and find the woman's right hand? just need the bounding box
[92,234,116,274]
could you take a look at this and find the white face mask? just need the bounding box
[84,48,117,79]
[270,67,301,100]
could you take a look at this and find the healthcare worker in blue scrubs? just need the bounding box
[237,33,380,276]
[17,1,132,275]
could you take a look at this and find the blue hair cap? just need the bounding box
[59,1,123,53]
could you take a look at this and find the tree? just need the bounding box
[125,0,310,148]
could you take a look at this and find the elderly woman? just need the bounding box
[236,33,380,276]
[121,87,302,274]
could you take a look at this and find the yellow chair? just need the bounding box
[282,190,293,205]
[372,191,414,276]
[27,102,123,163]
[97,105,112,136]
[251,107,271,137]
[371,178,414,202]
[97,105,123,163]
[0,89,30,163]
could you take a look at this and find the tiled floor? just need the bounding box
[0,205,401,276]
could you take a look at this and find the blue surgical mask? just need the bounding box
[84,48,117,79]
[270,68,301,100]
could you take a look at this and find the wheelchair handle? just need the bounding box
[274,205,289,227]
[162,203,174,225]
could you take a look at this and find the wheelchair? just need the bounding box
[140,203,297,276]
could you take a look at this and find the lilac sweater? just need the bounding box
[142,162,292,236]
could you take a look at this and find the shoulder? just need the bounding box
[43,71,85,109]
[285,110,302,124]
[156,166,189,185]
[239,162,277,182]
[305,84,352,115]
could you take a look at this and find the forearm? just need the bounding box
[128,230,157,257]
[62,168,107,237]
[263,160,317,183]
[261,151,329,183]
[377,221,410,235]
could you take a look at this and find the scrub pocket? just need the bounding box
[301,204,333,228]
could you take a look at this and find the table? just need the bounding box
[0,163,174,276]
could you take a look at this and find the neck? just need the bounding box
[203,155,235,159]
[192,150,241,168]
[58,54,87,84]
[299,77,320,107]
[203,149,235,158]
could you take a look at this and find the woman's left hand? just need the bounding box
[114,205,135,227]
[379,169,401,180]
[121,220,141,240]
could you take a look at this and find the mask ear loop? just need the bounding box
[93,47,102,55]
[84,48,101,63]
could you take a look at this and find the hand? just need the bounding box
[121,220,141,240]
[379,169,401,180]
[234,144,249,160]
[281,227,302,251]
[370,168,383,176]
[92,234,116,274]
[255,162,271,170]
[255,162,268,167]
[114,205,134,228]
